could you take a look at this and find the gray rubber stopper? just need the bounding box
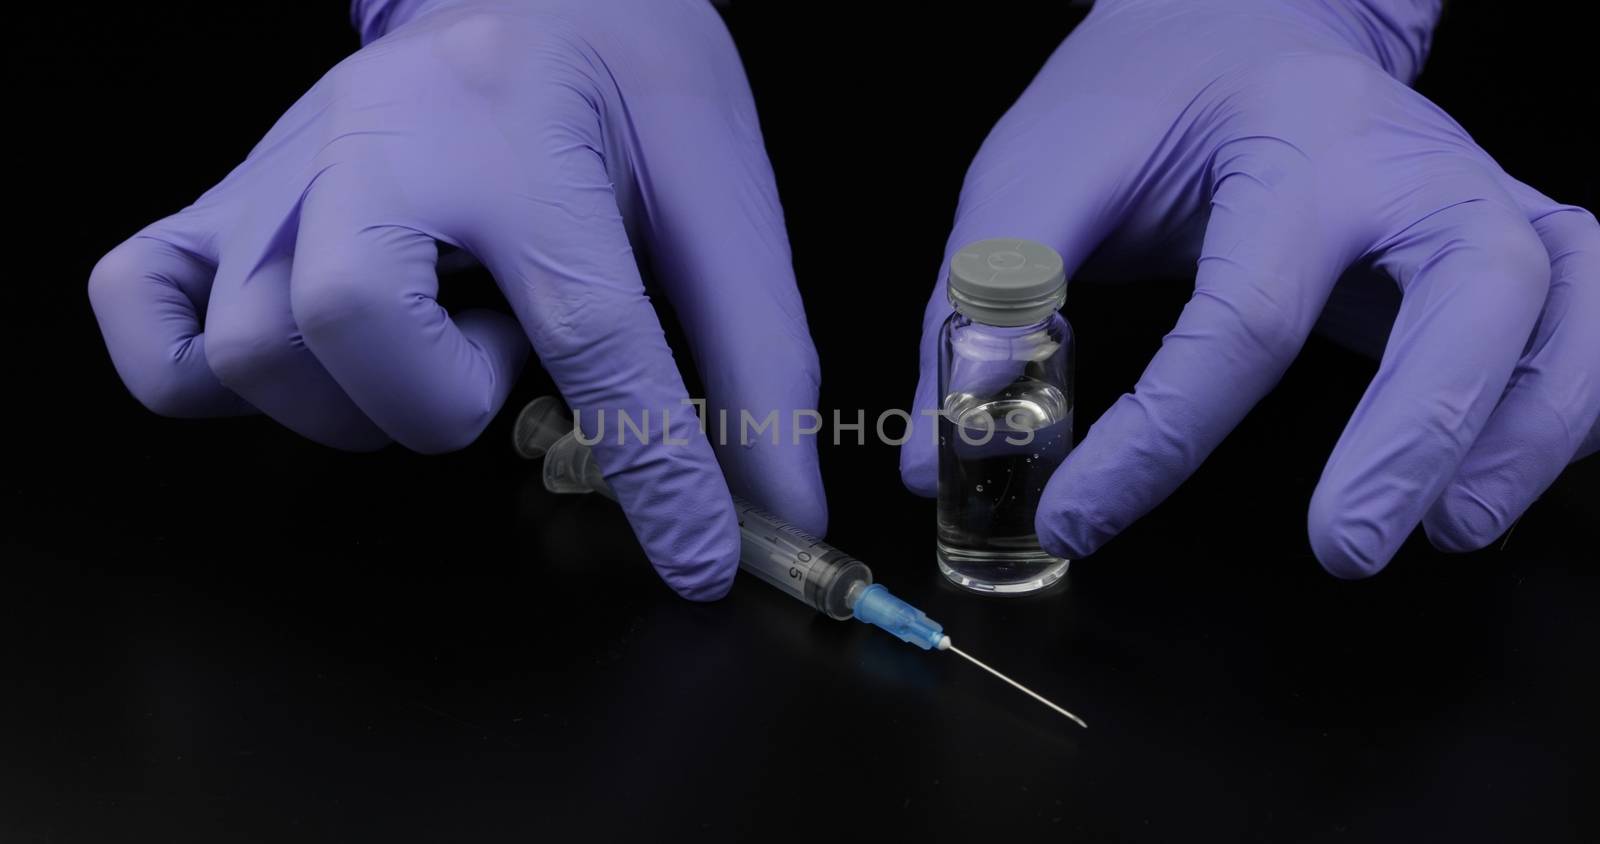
[947,238,1067,326]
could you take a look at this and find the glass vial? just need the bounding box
[937,238,1074,594]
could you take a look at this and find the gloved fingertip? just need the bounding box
[1034,500,1104,561]
[657,545,741,603]
[1422,485,1507,554]
[1307,494,1392,579]
[671,574,736,603]
[904,420,944,496]
[898,431,938,496]
[900,379,942,497]
[1036,526,1081,561]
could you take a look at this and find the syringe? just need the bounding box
[513,397,1086,728]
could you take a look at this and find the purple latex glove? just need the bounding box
[902,0,1600,577]
[88,0,825,599]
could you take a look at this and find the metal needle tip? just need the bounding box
[948,644,1088,729]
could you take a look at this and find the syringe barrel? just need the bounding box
[733,498,870,620]
[535,428,870,620]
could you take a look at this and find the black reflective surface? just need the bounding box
[5,4,1595,841]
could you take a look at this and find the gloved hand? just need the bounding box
[88,0,826,599]
[901,0,1599,576]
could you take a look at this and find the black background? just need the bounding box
[3,3,1596,842]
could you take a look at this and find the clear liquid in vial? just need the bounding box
[937,378,1072,594]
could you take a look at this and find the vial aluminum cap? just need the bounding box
[947,238,1067,326]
